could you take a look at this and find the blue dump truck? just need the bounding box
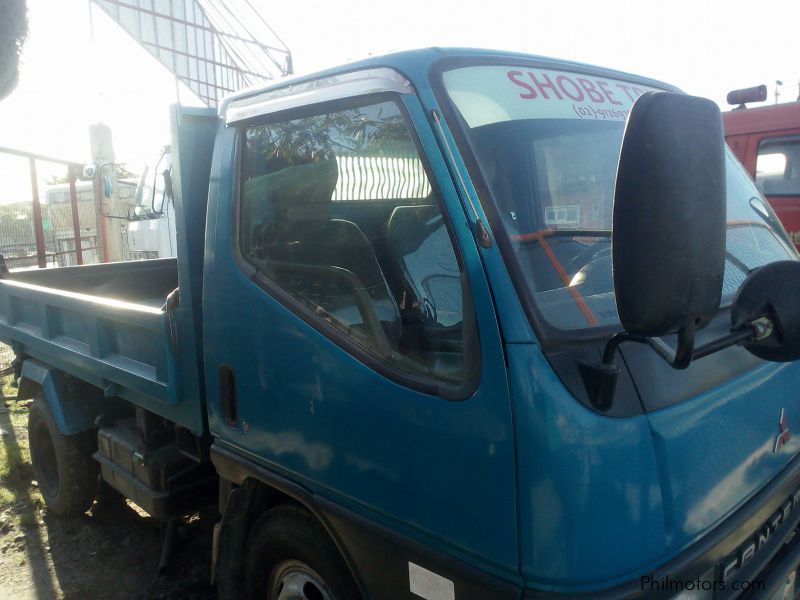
[3,48,800,599]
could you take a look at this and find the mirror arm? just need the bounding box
[603,325,696,369]
[691,327,757,360]
[646,324,696,369]
[583,320,765,412]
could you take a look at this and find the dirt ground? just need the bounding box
[0,382,217,600]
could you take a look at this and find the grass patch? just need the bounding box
[0,375,43,533]
[0,399,31,482]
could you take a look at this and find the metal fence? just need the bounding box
[0,146,107,271]
[332,154,432,202]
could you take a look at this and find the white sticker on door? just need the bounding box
[409,562,455,600]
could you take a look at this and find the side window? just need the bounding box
[239,98,471,385]
[756,138,800,196]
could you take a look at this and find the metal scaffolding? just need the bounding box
[91,0,292,106]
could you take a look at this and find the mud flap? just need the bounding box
[213,485,250,598]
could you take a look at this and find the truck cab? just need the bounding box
[202,51,800,597]
[127,145,178,259]
[724,92,800,250]
[3,49,800,599]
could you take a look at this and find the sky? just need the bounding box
[0,0,798,202]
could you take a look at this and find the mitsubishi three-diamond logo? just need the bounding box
[774,408,791,453]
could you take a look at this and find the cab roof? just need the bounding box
[218,47,680,115]
[723,101,800,136]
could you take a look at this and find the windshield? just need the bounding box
[440,64,798,331]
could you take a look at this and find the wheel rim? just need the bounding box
[33,422,59,496]
[268,560,335,600]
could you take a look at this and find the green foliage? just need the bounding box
[244,102,409,178]
[0,0,28,100]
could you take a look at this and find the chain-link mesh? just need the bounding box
[44,177,103,266]
[0,158,104,270]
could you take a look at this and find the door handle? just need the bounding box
[219,364,237,427]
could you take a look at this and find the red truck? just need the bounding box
[723,85,800,249]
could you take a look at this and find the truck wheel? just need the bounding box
[244,504,360,600]
[28,396,98,517]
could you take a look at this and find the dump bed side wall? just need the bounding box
[0,271,208,430]
[6,258,178,306]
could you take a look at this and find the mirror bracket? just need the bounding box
[750,317,774,341]
[582,321,764,411]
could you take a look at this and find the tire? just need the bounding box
[28,395,99,517]
[244,504,360,600]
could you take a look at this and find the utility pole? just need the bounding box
[89,123,114,262]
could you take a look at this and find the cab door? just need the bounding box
[203,76,520,590]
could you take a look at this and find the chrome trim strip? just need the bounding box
[225,68,412,124]
[0,279,163,315]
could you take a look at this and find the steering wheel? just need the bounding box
[565,240,611,276]
[569,249,614,295]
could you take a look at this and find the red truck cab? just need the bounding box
[724,90,800,249]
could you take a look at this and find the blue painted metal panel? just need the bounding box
[0,277,170,401]
[508,344,666,590]
[168,105,219,432]
[510,342,800,593]
[646,361,800,552]
[20,359,128,435]
[22,360,87,435]
[0,232,208,433]
[203,95,521,581]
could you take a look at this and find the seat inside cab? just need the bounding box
[242,156,466,378]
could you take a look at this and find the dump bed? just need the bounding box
[0,106,218,435]
[0,258,206,432]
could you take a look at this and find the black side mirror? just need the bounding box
[732,261,800,362]
[581,92,730,409]
[162,169,173,200]
[579,92,800,411]
[613,91,726,342]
